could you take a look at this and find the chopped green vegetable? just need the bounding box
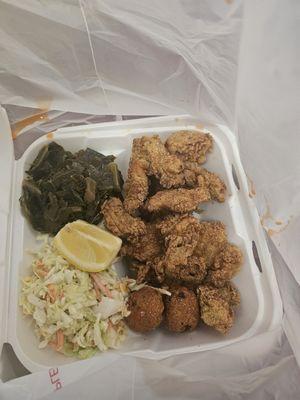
[20,142,123,234]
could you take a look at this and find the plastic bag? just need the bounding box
[0,0,242,123]
[0,0,299,398]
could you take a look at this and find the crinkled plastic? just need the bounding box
[0,0,299,398]
[0,0,242,123]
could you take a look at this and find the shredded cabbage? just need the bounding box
[19,235,135,359]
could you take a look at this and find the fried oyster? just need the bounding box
[198,283,240,334]
[166,131,213,164]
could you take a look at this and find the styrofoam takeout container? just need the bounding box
[0,108,282,372]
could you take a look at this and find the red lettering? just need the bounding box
[48,368,63,390]
[49,368,58,378]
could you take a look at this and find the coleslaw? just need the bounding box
[20,236,134,359]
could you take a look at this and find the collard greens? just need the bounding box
[20,142,123,234]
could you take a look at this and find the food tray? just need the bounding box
[0,110,282,372]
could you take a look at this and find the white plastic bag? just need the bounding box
[0,0,299,398]
[0,0,242,123]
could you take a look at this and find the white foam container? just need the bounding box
[0,109,282,373]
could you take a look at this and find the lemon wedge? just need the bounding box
[53,220,122,272]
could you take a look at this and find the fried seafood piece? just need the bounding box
[166,131,213,164]
[157,217,241,286]
[183,163,226,202]
[128,258,165,285]
[125,287,164,333]
[129,262,153,284]
[199,168,226,202]
[124,157,149,215]
[163,215,201,263]
[165,286,199,332]
[146,176,211,214]
[124,138,150,214]
[151,257,167,284]
[102,197,146,238]
[156,213,191,237]
[164,217,205,282]
[140,135,185,188]
[182,162,202,187]
[121,223,164,262]
[164,255,207,284]
[157,215,208,284]
[194,221,228,267]
[217,282,241,306]
[206,244,243,287]
[198,283,240,334]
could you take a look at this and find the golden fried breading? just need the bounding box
[121,223,163,262]
[157,217,241,286]
[157,215,207,284]
[198,168,226,202]
[182,163,226,202]
[156,214,190,236]
[136,264,151,284]
[216,282,241,306]
[151,257,167,283]
[102,197,146,238]
[165,214,199,235]
[165,286,199,332]
[198,284,240,334]
[166,131,213,164]
[146,176,211,214]
[141,135,184,188]
[206,244,243,287]
[124,158,149,215]
[165,255,207,284]
[182,162,202,187]
[194,221,227,266]
[129,259,164,285]
[124,138,150,214]
[164,216,201,265]
[129,262,152,284]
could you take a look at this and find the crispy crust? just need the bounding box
[198,284,240,334]
[121,223,164,262]
[166,131,213,164]
[165,286,199,332]
[125,287,164,333]
[146,176,211,213]
[102,197,146,238]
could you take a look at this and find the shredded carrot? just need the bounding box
[91,273,113,298]
[47,284,58,303]
[93,281,102,301]
[36,261,49,278]
[37,269,48,278]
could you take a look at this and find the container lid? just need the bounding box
[0,106,14,353]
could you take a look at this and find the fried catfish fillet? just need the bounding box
[146,176,211,214]
[102,197,146,238]
[124,138,149,214]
